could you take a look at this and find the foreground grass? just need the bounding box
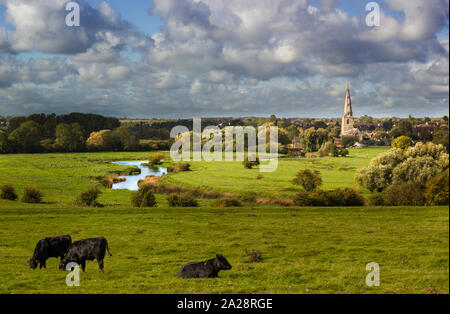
[0,204,448,294]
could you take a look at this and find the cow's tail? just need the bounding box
[106,241,112,257]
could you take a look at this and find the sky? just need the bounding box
[0,0,449,119]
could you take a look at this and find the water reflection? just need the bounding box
[111,161,167,191]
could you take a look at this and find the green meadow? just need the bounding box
[0,148,448,294]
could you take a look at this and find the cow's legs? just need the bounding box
[81,259,86,272]
[97,258,104,273]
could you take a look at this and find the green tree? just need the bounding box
[55,123,85,152]
[292,169,323,192]
[356,142,449,192]
[300,127,329,152]
[425,171,449,205]
[432,128,449,152]
[342,135,356,148]
[391,136,413,151]
[86,130,114,151]
[0,130,11,153]
[8,121,42,153]
[112,126,138,151]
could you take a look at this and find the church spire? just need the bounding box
[344,82,352,116]
[341,82,354,136]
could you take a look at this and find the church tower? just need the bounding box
[341,82,354,136]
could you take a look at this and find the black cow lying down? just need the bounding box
[178,254,232,278]
[60,237,112,273]
[28,235,72,270]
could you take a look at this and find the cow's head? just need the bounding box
[28,258,38,270]
[215,254,232,271]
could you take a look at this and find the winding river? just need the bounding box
[111,161,167,191]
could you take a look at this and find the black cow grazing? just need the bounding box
[28,235,72,270]
[60,237,112,273]
[178,254,232,278]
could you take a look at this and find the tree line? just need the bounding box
[0,113,174,154]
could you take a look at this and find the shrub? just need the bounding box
[293,191,313,206]
[147,153,165,166]
[343,188,366,206]
[243,155,260,169]
[101,175,126,188]
[326,188,346,206]
[177,163,191,172]
[255,197,293,206]
[167,163,191,173]
[131,184,157,208]
[0,184,18,201]
[21,187,43,204]
[385,183,425,206]
[425,171,449,205]
[309,189,330,206]
[368,193,386,206]
[213,198,243,207]
[76,187,102,207]
[292,169,323,192]
[167,193,198,207]
[244,249,264,263]
[294,188,365,207]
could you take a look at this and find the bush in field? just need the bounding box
[131,185,157,208]
[368,193,386,206]
[149,153,165,166]
[308,189,330,206]
[425,171,449,205]
[177,163,191,172]
[243,155,260,169]
[0,184,18,201]
[167,163,191,173]
[385,183,425,206]
[293,188,365,207]
[76,187,102,207]
[213,198,243,207]
[343,188,366,206]
[21,187,43,204]
[293,191,313,206]
[167,193,198,207]
[292,169,322,192]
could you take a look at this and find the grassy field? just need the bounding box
[0,147,388,206]
[162,147,388,198]
[0,148,448,294]
[0,204,448,294]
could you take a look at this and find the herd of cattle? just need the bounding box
[28,235,232,278]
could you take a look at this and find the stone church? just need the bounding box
[341,83,363,141]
